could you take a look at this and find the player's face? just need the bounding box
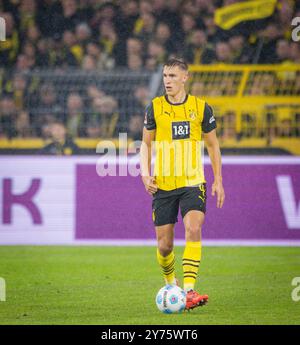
[163,66,188,97]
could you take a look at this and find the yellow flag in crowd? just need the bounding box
[214,0,278,30]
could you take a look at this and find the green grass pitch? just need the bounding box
[0,246,299,325]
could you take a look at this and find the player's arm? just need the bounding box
[140,103,158,195]
[202,103,225,208]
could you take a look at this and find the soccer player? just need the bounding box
[140,58,225,310]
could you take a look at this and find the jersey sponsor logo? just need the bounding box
[172,121,190,140]
[189,110,196,120]
[209,116,215,124]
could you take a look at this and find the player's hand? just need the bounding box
[212,179,225,208]
[142,176,158,195]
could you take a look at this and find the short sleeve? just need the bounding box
[202,102,216,133]
[143,102,156,130]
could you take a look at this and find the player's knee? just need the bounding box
[158,241,174,257]
[185,224,202,241]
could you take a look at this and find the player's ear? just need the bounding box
[183,71,189,83]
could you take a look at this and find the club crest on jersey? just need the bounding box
[189,110,196,120]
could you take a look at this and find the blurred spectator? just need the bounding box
[86,85,106,103]
[127,54,143,71]
[34,84,64,134]
[190,81,206,96]
[65,93,85,137]
[21,41,37,68]
[37,84,62,116]
[257,23,282,63]
[50,36,78,67]
[12,73,29,110]
[145,56,159,71]
[274,39,291,64]
[146,40,166,68]
[51,0,82,38]
[228,35,251,64]
[203,15,219,44]
[277,0,294,39]
[222,111,236,140]
[98,20,118,61]
[36,38,51,67]
[26,25,41,45]
[85,119,101,138]
[215,42,234,64]
[181,0,196,16]
[181,14,197,44]
[261,73,276,96]
[40,121,80,155]
[184,29,215,64]
[134,12,156,46]
[128,113,144,141]
[81,54,97,71]
[15,54,31,72]
[18,0,37,38]
[154,22,178,55]
[62,30,81,65]
[116,0,139,41]
[74,22,92,60]
[86,42,114,70]
[127,37,143,56]
[248,75,264,95]
[139,0,153,16]
[161,0,182,36]
[276,106,293,138]
[0,95,17,139]
[15,110,32,138]
[290,43,300,64]
[195,0,215,16]
[89,96,119,138]
[127,85,150,140]
[126,37,143,67]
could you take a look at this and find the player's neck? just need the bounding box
[167,90,187,104]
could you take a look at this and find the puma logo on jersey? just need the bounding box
[164,111,171,116]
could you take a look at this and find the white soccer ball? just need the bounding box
[155,285,186,313]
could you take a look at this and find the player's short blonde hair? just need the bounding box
[163,58,188,71]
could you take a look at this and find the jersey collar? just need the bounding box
[165,94,188,106]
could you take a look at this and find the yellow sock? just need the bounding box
[156,249,176,285]
[182,241,201,291]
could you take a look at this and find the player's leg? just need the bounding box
[182,210,204,292]
[155,224,177,285]
[180,184,208,308]
[153,190,179,286]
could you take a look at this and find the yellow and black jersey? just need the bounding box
[144,94,216,191]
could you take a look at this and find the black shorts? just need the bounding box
[152,183,207,226]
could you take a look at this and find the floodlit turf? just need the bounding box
[0,246,299,325]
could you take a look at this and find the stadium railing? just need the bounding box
[188,64,300,154]
[0,65,299,154]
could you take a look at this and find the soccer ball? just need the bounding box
[155,285,186,314]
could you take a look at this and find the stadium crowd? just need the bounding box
[0,0,300,143]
